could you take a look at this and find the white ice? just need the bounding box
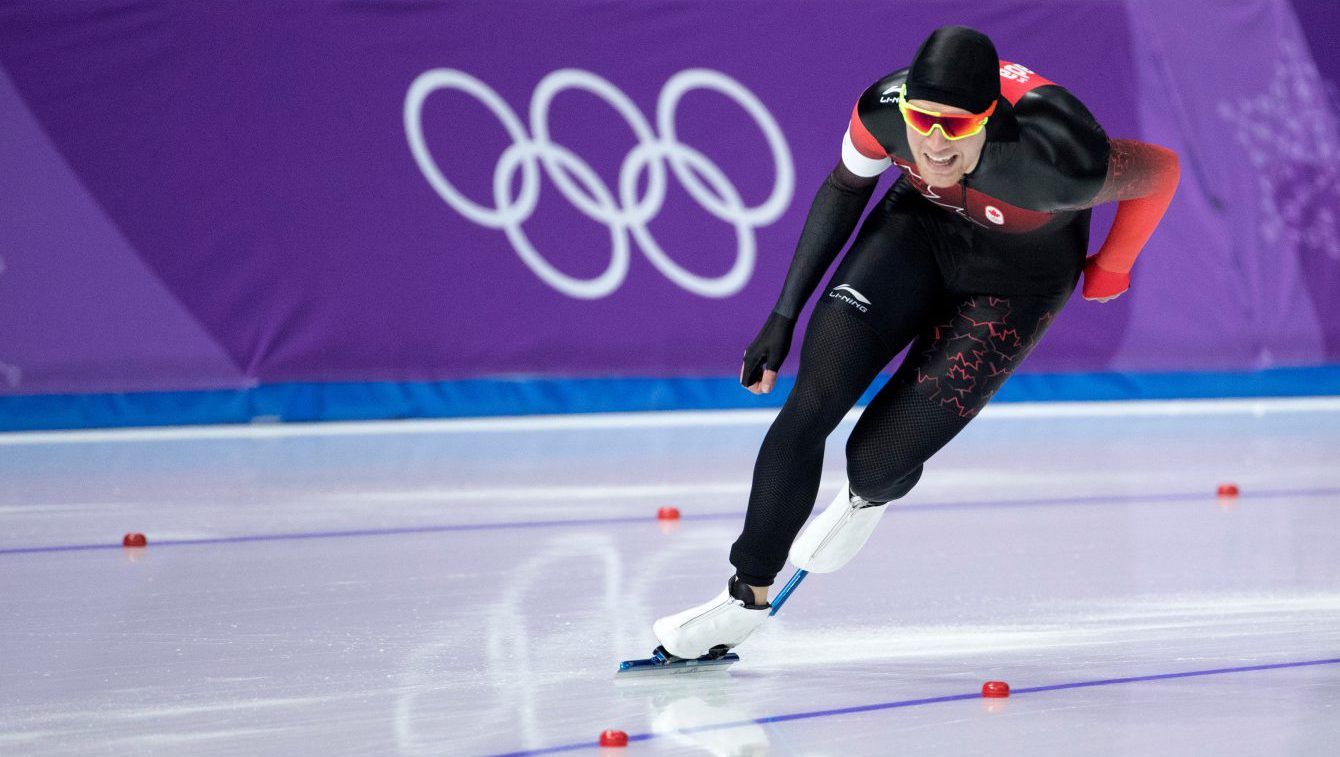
[1,398,1338,756]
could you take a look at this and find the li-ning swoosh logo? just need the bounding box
[832,285,871,305]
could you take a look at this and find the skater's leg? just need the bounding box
[789,290,1073,573]
[728,199,947,589]
[847,291,1073,501]
[727,303,894,588]
[653,193,945,658]
[655,307,893,658]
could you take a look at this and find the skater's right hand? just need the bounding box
[740,311,796,394]
[1081,255,1130,302]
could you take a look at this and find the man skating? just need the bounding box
[652,25,1180,662]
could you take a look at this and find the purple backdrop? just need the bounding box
[0,0,1337,398]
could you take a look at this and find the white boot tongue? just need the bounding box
[788,482,891,573]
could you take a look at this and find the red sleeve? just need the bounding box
[1082,139,1181,299]
[848,103,887,160]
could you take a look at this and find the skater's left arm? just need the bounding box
[767,99,891,323]
[1080,138,1181,301]
[742,161,879,394]
[741,94,888,395]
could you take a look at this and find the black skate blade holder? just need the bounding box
[614,569,808,677]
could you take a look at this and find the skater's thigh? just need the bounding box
[895,290,1071,418]
[846,290,1072,483]
[817,201,946,352]
[779,204,944,420]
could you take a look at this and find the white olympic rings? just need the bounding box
[404,68,795,299]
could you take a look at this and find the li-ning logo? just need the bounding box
[829,284,871,312]
[405,68,795,299]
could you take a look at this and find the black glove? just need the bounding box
[740,311,796,388]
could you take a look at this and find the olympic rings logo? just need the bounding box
[404,68,795,299]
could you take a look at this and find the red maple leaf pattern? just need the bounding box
[913,297,1052,418]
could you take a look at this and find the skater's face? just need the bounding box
[904,98,988,188]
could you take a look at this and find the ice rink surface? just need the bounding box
[2,398,1338,756]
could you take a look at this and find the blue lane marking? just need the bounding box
[0,514,745,556]
[485,657,1340,757]
[2,486,1338,557]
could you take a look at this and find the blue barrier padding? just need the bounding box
[2,365,1339,432]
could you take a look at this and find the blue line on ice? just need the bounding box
[486,657,1340,757]
[2,486,1338,557]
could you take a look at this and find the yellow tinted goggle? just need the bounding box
[897,84,995,141]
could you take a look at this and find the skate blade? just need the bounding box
[614,650,740,678]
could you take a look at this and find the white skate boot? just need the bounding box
[652,576,771,660]
[788,481,889,573]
